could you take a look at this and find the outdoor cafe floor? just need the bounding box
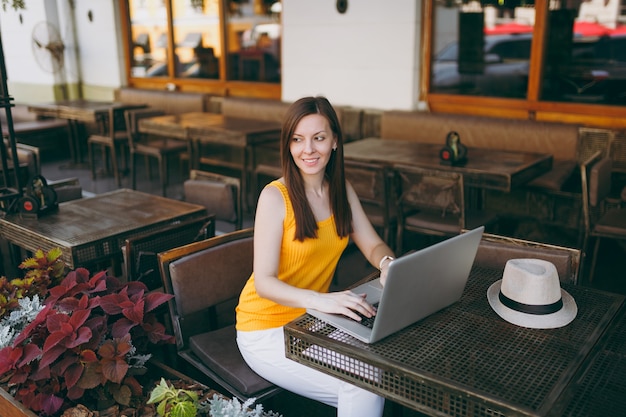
[19,151,625,416]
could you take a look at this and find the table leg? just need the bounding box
[191,138,200,170]
[67,119,80,164]
[243,145,251,213]
[466,186,485,210]
[0,238,23,278]
[61,120,90,169]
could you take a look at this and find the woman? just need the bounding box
[236,96,395,416]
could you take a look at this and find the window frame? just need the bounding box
[422,0,626,130]
[119,0,281,99]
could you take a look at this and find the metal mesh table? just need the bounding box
[563,304,626,417]
[284,266,624,417]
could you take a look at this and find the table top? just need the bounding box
[344,138,553,191]
[0,189,206,269]
[138,112,281,146]
[28,100,145,123]
[284,266,625,417]
[562,303,626,416]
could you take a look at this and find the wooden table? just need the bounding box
[344,138,553,192]
[284,266,625,417]
[138,112,281,210]
[28,100,146,165]
[0,188,206,270]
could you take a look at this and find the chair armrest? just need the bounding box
[47,177,80,187]
[15,143,41,177]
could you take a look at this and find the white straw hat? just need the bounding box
[487,258,577,329]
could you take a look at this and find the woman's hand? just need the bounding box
[308,290,377,322]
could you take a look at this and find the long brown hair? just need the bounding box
[280,96,352,241]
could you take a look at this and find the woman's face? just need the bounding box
[289,114,337,177]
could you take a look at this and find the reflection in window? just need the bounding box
[127,0,282,84]
[128,0,169,78]
[541,5,626,105]
[172,0,221,79]
[225,0,282,82]
[430,1,535,99]
[430,1,626,105]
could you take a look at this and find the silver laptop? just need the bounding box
[307,226,484,343]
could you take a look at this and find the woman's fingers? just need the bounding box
[341,291,376,321]
[311,290,377,321]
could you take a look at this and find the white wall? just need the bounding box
[72,0,124,98]
[1,1,58,102]
[0,0,122,103]
[281,0,421,110]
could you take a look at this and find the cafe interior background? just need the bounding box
[0,0,625,287]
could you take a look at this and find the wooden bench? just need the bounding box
[378,110,586,236]
[114,87,213,114]
[380,110,580,191]
[211,96,366,199]
[213,96,364,142]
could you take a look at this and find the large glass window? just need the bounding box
[429,0,626,107]
[128,0,170,78]
[126,0,281,84]
[225,0,281,82]
[430,1,535,99]
[540,5,626,105]
[171,0,221,79]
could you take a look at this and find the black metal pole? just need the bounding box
[0,24,24,213]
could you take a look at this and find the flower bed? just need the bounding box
[0,249,282,417]
[1,359,219,417]
[0,249,176,416]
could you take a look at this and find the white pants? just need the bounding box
[237,327,384,417]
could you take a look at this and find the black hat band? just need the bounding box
[498,291,563,315]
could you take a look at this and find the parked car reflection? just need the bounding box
[543,34,626,104]
[431,34,531,98]
[432,32,626,105]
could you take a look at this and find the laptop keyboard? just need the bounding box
[353,302,379,329]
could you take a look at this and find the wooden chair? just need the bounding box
[157,228,282,402]
[251,140,281,202]
[579,151,626,283]
[184,169,242,233]
[253,164,281,204]
[125,108,189,197]
[475,232,581,284]
[394,164,498,254]
[87,107,132,187]
[123,214,215,290]
[344,159,396,248]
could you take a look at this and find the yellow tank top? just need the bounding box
[236,181,349,331]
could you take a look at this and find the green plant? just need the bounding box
[0,294,44,349]
[148,377,199,417]
[148,379,283,417]
[0,248,65,319]
[0,249,175,416]
[205,394,282,417]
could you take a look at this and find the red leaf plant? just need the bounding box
[0,248,65,320]
[0,262,174,416]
